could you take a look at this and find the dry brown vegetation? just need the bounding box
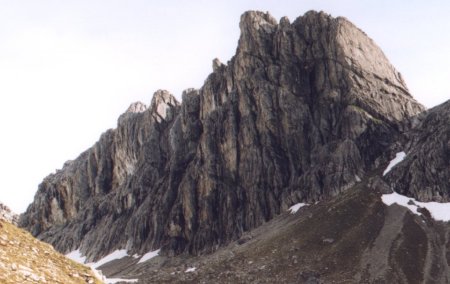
[0,220,103,284]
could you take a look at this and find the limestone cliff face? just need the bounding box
[20,11,424,260]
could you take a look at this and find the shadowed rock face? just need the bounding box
[385,100,450,201]
[20,10,424,261]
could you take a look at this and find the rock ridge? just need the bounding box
[21,10,424,261]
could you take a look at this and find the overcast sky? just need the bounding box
[0,0,448,213]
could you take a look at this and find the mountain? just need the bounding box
[0,217,103,283]
[18,9,449,282]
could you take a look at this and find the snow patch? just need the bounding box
[88,249,129,269]
[137,249,160,264]
[185,267,196,273]
[383,151,406,176]
[382,191,450,221]
[355,175,361,182]
[289,203,308,214]
[381,192,420,214]
[67,249,140,283]
[66,249,87,264]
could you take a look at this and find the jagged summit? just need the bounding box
[118,101,148,125]
[150,90,180,122]
[21,10,426,264]
[212,58,224,72]
[125,101,147,114]
[238,10,417,122]
[239,11,277,34]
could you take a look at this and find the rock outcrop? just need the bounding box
[385,99,450,201]
[20,10,424,261]
[0,203,18,225]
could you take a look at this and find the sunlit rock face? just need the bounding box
[20,10,425,261]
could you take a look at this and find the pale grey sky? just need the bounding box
[0,1,448,213]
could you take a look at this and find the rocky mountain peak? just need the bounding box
[212,58,224,72]
[125,101,147,114]
[21,10,427,263]
[237,11,277,56]
[239,11,277,34]
[235,10,421,124]
[118,101,148,125]
[334,15,409,92]
[150,89,180,122]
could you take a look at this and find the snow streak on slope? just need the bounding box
[288,203,308,214]
[66,249,139,283]
[65,249,87,264]
[382,191,450,221]
[383,151,406,176]
[88,249,130,268]
[138,249,160,264]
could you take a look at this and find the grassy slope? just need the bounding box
[0,220,103,284]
